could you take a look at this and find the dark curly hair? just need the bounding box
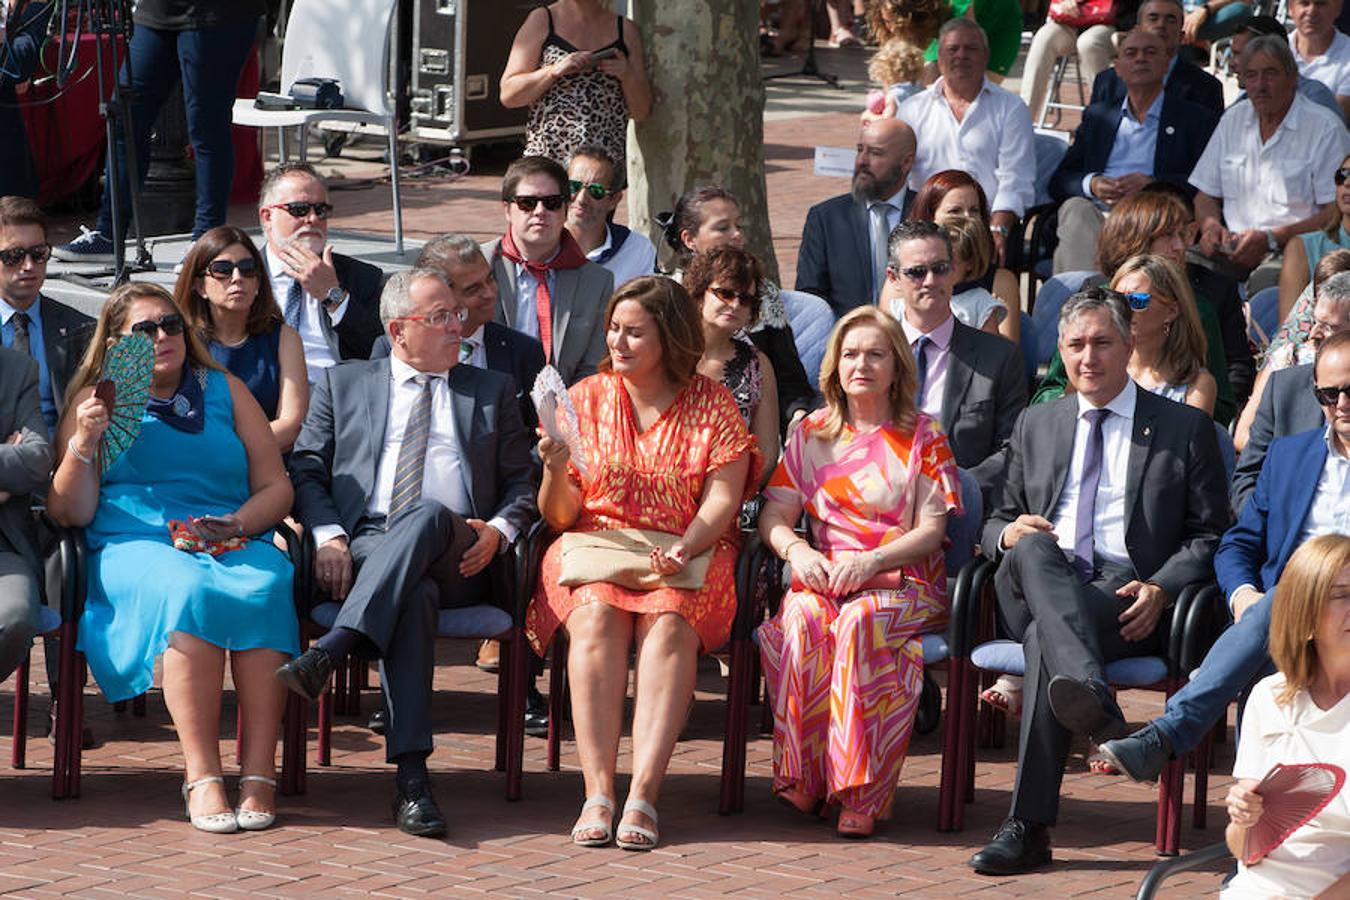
[683,246,764,323]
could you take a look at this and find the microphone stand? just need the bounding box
[764,0,843,89]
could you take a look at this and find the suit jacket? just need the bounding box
[261,251,384,364]
[0,349,53,576]
[1232,363,1325,513]
[1091,59,1225,114]
[484,238,612,387]
[941,320,1027,498]
[289,357,538,541]
[1216,425,1328,599]
[1050,92,1220,202]
[795,191,912,318]
[38,295,95,413]
[982,388,1231,600]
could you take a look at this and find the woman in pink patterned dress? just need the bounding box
[757,306,962,839]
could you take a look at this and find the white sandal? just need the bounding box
[615,797,659,851]
[570,795,615,847]
[182,776,238,833]
[235,775,278,831]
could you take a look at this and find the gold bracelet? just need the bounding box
[780,538,806,559]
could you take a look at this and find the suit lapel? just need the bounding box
[1282,431,1329,564]
[365,357,391,487]
[550,268,579,360]
[39,296,69,398]
[489,241,517,329]
[1044,398,1079,515]
[851,199,874,299]
[449,367,479,515]
[941,322,975,429]
[1124,393,1158,531]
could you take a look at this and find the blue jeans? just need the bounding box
[1154,588,1274,755]
[97,20,258,239]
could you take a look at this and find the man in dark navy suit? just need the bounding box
[1091,0,1226,113]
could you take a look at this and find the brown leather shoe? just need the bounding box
[476,639,500,673]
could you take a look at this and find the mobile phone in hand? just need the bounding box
[591,47,619,61]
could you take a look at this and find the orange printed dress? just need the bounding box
[758,409,961,818]
[526,372,761,655]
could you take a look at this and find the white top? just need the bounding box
[1049,381,1137,568]
[586,225,657,291]
[266,244,348,384]
[1222,673,1350,900]
[949,285,1007,331]
[897,77,1037,217]
[1189,95,1350,234]
[1296,425,1350,546]
[1290,30,1350,98]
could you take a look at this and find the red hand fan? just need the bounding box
[1241,762,1346,865]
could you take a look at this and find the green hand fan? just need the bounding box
[96,330,155,474]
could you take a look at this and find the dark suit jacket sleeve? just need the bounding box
[1089,69,1112,107]
[1147,409,1230,599]
[334,256,386,361]
[980,407,1030,558]
[749,324,818,434]
[968,338,1029,496]
[0,356,52,495]
[1232,379,1278,514]
[795,205,832,304]
[288,368,345,530]
[1050,110,1102,202]
[488,374,541,538]
[1213,449,1271,599]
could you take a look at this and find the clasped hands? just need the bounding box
[786,542,882,598]
[315,518,502,600]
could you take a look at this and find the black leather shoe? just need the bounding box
[393,779,447,838]
[368,709,387,736]
[968,817,1052,875]
[1096,724,1173,783]
[275,647,334,702]
[1048,675,1129,741]
[524,686,549,738]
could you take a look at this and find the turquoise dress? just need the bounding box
[77,367,298,702]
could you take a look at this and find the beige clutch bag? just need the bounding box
[557,529,712,591]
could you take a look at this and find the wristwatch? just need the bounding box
[1264,229,1279,254]
[990,224,1010,237]
[323,286,349,311]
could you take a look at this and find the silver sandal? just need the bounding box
[615,797,659,851]
[235,775,278,831]
[182,776,238,834]
[570,795,615,847]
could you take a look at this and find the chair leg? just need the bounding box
[495,641,509,773]
[70,655,86,798]
[345,659,362,714]
[132,693,146,717]
[12,650,30,769]
[1192,737,1212,830]
[1156,755,1185,855]
[317,686,333,767]
[52,622,78,799]
[937,660,964,831]
[333,658,349,716]
[546,638,566,772]
[280,692,307,796]
[719,639,749,816]
[506,631,528,802]
[959,660,978,814]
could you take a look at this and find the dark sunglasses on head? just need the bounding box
[709,285,756,306]
[895,260,952,282]
[508,194,567,212]
[1335,166,1350,186]
[0,243,52,266]
[568,179,612,201]
[1313,383,1350,406]
[265,201,333,219]
[203,258,260,279]
[129,313,185,338]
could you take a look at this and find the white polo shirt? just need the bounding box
[1291,29,1350,98]
[1189,94,1350,233]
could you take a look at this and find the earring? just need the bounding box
[1164,321,1173,337]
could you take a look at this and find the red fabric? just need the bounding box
[229,46,262,204]
[497,228,589,362]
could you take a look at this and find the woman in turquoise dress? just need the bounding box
[48,282,297,834]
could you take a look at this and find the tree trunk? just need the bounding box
[627,0,779,283]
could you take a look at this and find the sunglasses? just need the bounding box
[709,285,756,306]
[203,258,260,279]
[265,201,333,219]
[1313,383,1350,406]
[1120,290,1151,311]
[568,180,612,201]
[398,308,469,330]
[1335,166,1350,186]
[0,243,52,266]
[508,194,567,212]
[128,313,185,338]
[895,261,952,282]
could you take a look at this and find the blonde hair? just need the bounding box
[1269,534,1350,705]
[869,38,926,87]
[1111,254,1207,385]
[941,214,994,283]
[815,307,917,442]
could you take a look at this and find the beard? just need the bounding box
[851,165,903,204]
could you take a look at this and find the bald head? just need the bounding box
[852,118,917,203]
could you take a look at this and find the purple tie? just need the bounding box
[1073,408,1109,582]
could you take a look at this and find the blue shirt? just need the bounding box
[1084,92,1164,207]
[0,296,55,433]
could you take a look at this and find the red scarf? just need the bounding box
[498,229,589,361]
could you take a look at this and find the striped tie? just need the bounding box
[388,375,433,522]
[284,279,303,331]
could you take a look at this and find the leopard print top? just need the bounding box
[524,9,630,167]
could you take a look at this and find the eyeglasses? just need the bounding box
[709,285,756,306]
[568,180,612,201]
[1335,166,1350,186]
[264,201,333,219]
[0,243,52,266]
[203,258,260,279]
[128,313,185,338]
[1120,290,1151,311]
[507,194,567,212]
[1313,383,1350,406]
[398,308,469,330]
[895,261,953,282]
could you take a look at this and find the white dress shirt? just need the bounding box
[897,77,1037,217]
[1189,94,1350,233]
[896,311,955,419]
[1049,381,1138,568]
[266,244,348,384]
[511,247,560,341]
[586,224,657,290]
[1296,426,1350,546]
[1291,29,1350,97]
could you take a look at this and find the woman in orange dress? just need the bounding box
[757,306,961,838]
[526,276,759,851]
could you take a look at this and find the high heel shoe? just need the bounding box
[235,775,278,831]
[182,776,238,833]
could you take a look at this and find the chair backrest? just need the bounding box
[780,288,833,389]
[1247,285,1280,348]
[943,467,983,577]
[279,0,396,115]
[1031,270,1098,366]
[1033,133,1070,208]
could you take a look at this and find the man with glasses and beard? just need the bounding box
[257,164,384,384]
[486,155,612,387]
[796,117,917,317]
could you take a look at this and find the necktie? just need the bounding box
[284,279,303,332]
[870,202,895,300]
[11,311,31,357]
[388,375,433,522]
[522,264,554,361]
[913,335,931,400]
[1073,408,1110,582]
[459,337,475,364]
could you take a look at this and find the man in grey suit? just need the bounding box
[967,288,1230,876]
[486,156,611,386]
[0,347,53,683]
[280,269,538,837]
[883,220,1027,502]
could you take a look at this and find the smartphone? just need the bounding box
[591,47,619,61]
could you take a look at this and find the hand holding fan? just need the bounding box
[96,330,155,474]
[530,365,588,480]
[1241,762,1345,865]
